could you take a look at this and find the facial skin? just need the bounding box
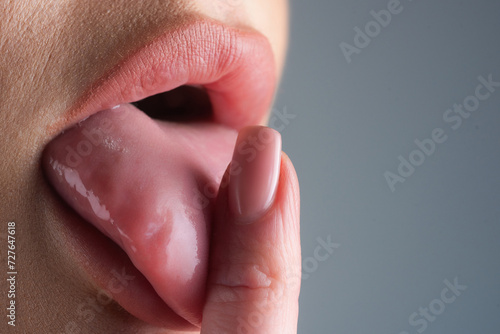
[0,1,300,333]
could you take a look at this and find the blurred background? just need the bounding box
[271,0,500,333]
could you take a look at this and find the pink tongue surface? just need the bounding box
[42,104,237,324]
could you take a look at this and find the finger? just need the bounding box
[201,126,301,334]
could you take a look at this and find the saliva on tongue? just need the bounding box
[43,103,238,325]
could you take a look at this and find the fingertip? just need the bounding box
[201,129,301,334]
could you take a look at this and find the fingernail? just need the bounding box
[229,126,281,223]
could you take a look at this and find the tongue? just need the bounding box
[42,104,237,325]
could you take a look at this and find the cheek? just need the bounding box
[246,0,289,75]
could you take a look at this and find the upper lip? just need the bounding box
[54,16,277,133]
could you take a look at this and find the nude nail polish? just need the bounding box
[229,126,281,223]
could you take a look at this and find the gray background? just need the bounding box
[271,0,500,333]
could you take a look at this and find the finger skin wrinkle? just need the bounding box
[216,263,272,289]
[208,281,286,309]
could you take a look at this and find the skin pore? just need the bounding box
[1,1,298,333]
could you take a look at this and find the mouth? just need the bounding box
[132,85,213,123]
[42,18,276,330]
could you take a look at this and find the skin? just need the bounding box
[0,1,300,333]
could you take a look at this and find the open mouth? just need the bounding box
[132,85,213,123]
[42,19,276,330]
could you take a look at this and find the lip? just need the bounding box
[43,16,277,330]
[52,16,276,134]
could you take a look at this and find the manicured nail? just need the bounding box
[228,126,281,223]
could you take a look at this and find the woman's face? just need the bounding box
[1,1,289,332]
